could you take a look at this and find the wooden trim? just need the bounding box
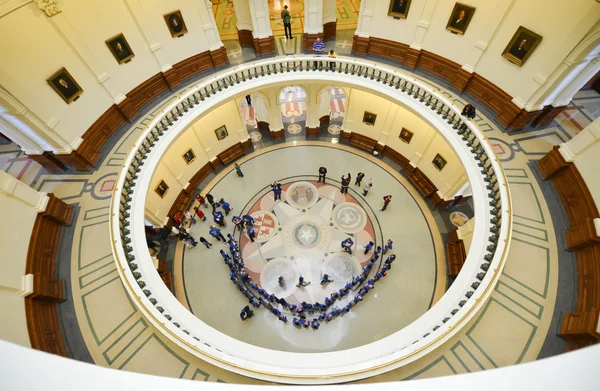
[27,152,67,171]
[173,51,214,83]
[350,133,377,153]
[323,21,337,41]
[237,29,255,48]
[405,47,422,70]
[532,105,567,128]
[254,36,275,56]
[360,36,408,62]
[306,127,320,139]
[351,35,370,56]
[25,193,72,356]
[408,168,438,198]
[162,67,181,90]
[339,129,351,144]
[452,67,474,92]
[210,47,229,68]
[270,129,286,140]
[538,148,600,349]
[382,146,415,173]
[417,50,460,83]
[217,143,245,166]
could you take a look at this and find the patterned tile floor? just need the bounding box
[19,56,562,384]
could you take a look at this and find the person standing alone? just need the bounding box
[281,5,292,40]
[381,195,392,211]
[318,166,327,183]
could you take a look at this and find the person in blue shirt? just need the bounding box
[219,249,230,261]
[288,303,297,312]
[242,214,255,228]
[213,211,225,227]
[296,275,310,287]
[363,240,374,255]
[250,299,259,308]
[353,296,360,304]
[325,296,332,307]
[383,239,393,255]
[279,314,288,323]
[271,181,282,201]
[278,275,285,287]
[341,238,354,254]
[311,319,320,330]
[385,254,396,266]
[374,245,382,258]
[312,37,325,68]
[240,305,254,321]
[301,318,310,328]
[320,274,333,285]
[293,318,301,327]
[219,198,231,215]
[232,215,243,230]
[247,223,256,242]
[209,225,226,241]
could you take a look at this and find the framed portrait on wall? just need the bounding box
[501,26,542,67]
[362,111,377,126]
[182,148,196,164]
[432,154,447,171]
[215,125,229,140]
[446,3,476,35]
[388,0,412,19]
[155,180,169,198]
[47,67,83,104]
[105,33,135,64]
[164,10,188,38]
[399,128,414,144]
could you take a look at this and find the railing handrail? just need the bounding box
[110,54,512,384]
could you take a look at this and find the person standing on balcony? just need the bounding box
[281,5,293,40]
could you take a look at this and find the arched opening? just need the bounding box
[318,86,347,139]
[241,93,271,146]
[279,85,307,139]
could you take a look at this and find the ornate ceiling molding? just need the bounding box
[35,0,60,17]
[0,0,32,18]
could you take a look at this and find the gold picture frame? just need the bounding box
[182,148,196,164]
[215,125,228,140]
[501,26,542,67]
[164,10,188,38]
[388,0,412,19]
[432,154,447,171]
[105,33,135,64]
[155,180,169,198]
[47,67,83,104]
[446,3,476,35]
[362,111,377,126]
[399,128,414,144]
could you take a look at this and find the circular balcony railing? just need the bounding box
[110,55,512,384]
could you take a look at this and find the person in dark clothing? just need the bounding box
[296,275,310,287]
[281,5,292,40]
[318,166,327,183]
[240,305,254,321]
[320,274,333,285]
[381,195,392,211]
[340,175,350,194]
[271,181,282,201]
[234,163,244,178]
[206,193,216,213]
[461,103,476,119]
[199,237,212,248]
[247,224,256,243]
[355,172,365,186]
[245,94,252,106]
[278,276,285,287]
[363,240,374,255]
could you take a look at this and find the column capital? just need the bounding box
[36,0,61,17]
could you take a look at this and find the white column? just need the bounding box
[559,116,600,162]
[443,173,469,200]
[461,0,514,73]
[268,89,284,132]
[232,0,254,31]
[192,122,216,161]
[124,0,171,73]
[553,56,600,107]
[0,170,48,213]
[248,0,273,39]
[49,12,127,105]
[196,0,224,50]
[340,88,352,130]
[322,0,336,25]
[304,0,324,35]
[411,129,436,166]
[0,118,43,154]
[354,0,374,37]
[524,58,586,111]
[410,0,438,51]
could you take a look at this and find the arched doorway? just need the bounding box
[279,86,307,139]
[318,86,347,140]
[241,93,271,146]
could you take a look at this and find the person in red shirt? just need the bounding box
[193,207,206,221]
[173,212,183,225]
[195,193,207,208]
[381,195,392,211]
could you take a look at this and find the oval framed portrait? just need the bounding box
[164,10,188,38]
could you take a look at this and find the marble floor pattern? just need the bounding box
[28,58,562,383]
[179,145,445,353]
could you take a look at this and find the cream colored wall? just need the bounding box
[0,191,38,348]
[0,0,214,150]
[344,88,465,199]
[0,4,114,146]
[146,100,246,221]
[0,291,30,347]
[574,140,600,210]
[362,0,600,104]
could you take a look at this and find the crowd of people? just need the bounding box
[167,169,399,330]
